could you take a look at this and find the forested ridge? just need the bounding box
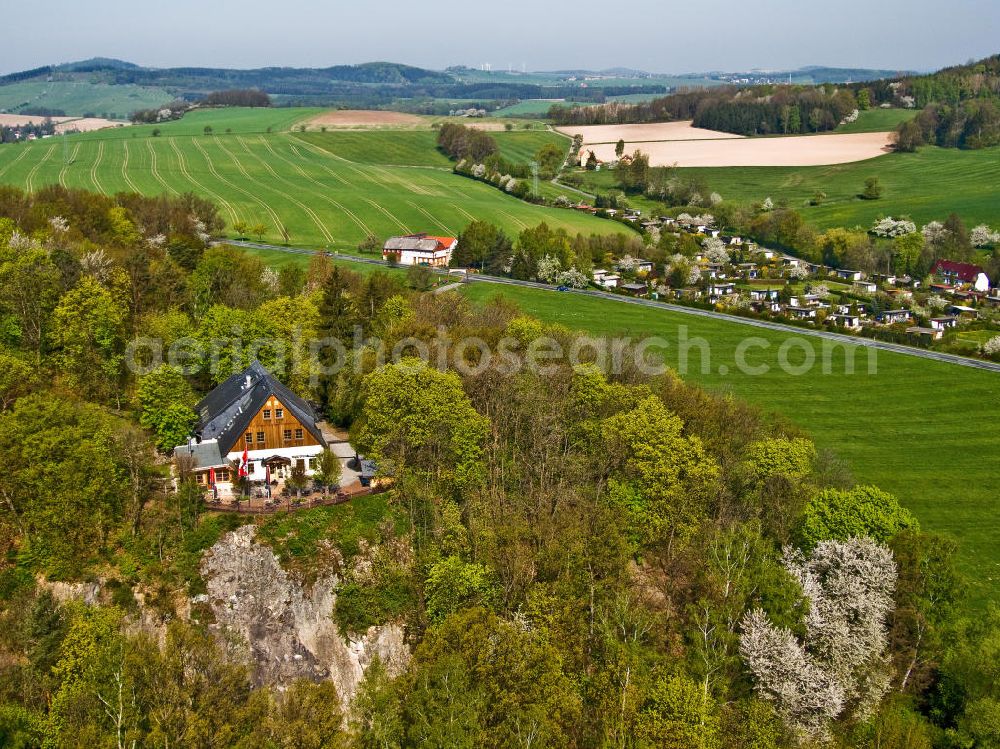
[551,53,1000,147]
[0,185,997,747]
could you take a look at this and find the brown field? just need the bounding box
[581,131,895,167]
[0,114,76,127]
[556,120,741,143]
[305,109,427,129]
[54,118,128,133]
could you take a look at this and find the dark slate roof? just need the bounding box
[193,361,327,455]
[178,441,225,471]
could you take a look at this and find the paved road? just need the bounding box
[224,240,1000,374]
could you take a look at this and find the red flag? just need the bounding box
[239,447,249,477]
[208,467,216,485]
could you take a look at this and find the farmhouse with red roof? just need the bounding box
[382,234,457,267]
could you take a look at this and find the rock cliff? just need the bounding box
[200,525,408,706]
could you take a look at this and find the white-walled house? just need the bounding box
[176,362,328,497]
[383,234,457,267]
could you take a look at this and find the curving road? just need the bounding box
[223,240,1000,374]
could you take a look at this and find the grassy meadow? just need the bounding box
[0,80,174,119]
[0,108,631,247]
[576,144,1000,230]
[678,146,1000,229]
[834,107,915,134]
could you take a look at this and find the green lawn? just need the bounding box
[454,282,1000,608]
[0,80,174,119]
[835,108,915,134]
[0,108,632,248]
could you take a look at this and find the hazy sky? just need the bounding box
[3,0,997,75]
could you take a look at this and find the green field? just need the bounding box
[449,282,1000,607]
[0,80,174,119]
[0,108,632,247]
[679,146,1000,229]
[576,144,1000,230]
[493,100,591,117]
[835,107,915,134]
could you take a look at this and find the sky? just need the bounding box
[3,0,998,76]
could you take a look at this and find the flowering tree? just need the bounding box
[740,538,897,743]
[702,237,730,264]
[971,224,1000,247]
[556,268,589,288]
[709,192,724,206]
[471,163,486,178]
[983,336,1000,357]
[761,197,774,212]
[926,295,948,310]
[536,254,562,284]
[616,255,640,272]
[788,264,809,281]
[261,266,280,294]
[871,217,917,238]
[921,221,947,244]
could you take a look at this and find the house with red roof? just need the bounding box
[383,234,457,267]
[931,260,991,292]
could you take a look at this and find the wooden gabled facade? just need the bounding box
[239,394,323,453]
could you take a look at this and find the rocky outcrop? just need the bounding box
[200,525,408,706]
[36,577,103,606]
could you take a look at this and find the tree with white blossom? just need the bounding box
[536,254,562,284]
[702,237,730,264]
[871,217,917,238]
[709,192,724,206]
[983,336,1000,357]
[261,266,280,295]
[788,264,809,281]
[970,224,1000,247]
[761,197,774,212]
[740,538,897,744]
[922,221,947,245]
[555,268,589,288]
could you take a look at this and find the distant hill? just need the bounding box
[0,58,932,120]
[0,59,454,91]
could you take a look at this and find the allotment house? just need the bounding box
[383,234,457,267]
[176,361,328,496]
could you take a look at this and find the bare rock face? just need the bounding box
[201,525,408,706]
[36,578,102,606]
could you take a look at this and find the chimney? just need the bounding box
[245,374,252,389]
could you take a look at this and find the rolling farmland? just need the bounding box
[0,108,628,247]
[675,145,1000,229]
